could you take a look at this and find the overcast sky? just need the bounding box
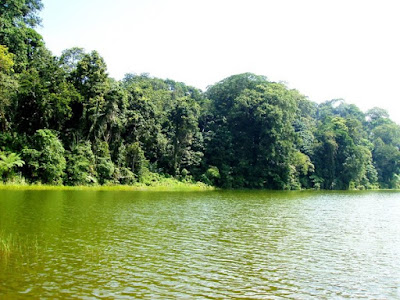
[37,0,400,124]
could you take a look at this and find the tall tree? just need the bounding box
[165,96,202,176]
[0,45,17,130]
[371,122,400,188]
[0,0,44,70]
[22,129,66,184]
[12,48,81,134]
[69,50,110,142]
[205,74,299,188]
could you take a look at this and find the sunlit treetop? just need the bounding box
[0,0,43,28]
[0,45,14,72]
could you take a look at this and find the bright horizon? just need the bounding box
[38,0,400,124]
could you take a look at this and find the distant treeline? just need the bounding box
[1,0,399,189]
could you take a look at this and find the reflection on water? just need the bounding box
[1,190,400,298]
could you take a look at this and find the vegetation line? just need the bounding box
[0,182,214,192]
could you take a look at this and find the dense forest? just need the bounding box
[1,0,399,189]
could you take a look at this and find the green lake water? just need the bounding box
[0,190,400,299]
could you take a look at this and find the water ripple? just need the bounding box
[1,191,400,298]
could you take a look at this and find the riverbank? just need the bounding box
[1,182,398,192]
[0,180,214,192]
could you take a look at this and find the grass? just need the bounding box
[0,179,215,192]
[0,234,13,258]
[0,233,28,260]
[0,232,40,263]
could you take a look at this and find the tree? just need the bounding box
[0,45,17,130]
[0,44,14,70]
[12,48,81,134]
[59,47,85,74]
[125,142,148,181]
[371,122,400,188]
[205,73,268,115]
[204,73,301,188]
[228,83,297,188]
[366,107,390,129]
[64,141,96,185]
[204,73,270,187]
[0,151,24,181]
[0,0,43,28]
[165,96,201,176]
[121,74,205,177]
[22,129,66,184]
[122,74,172,165]
[0,0,44,70]
[289,151,314,189]
[94,141,114,184]
[69,50,111,142]
[313,116,377,189]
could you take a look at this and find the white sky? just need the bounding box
[37,0,400,124]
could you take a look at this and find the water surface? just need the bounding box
[1,190,400,298]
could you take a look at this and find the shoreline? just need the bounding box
[0,183,398,192]
[0,182,215,192]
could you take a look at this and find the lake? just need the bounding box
[0,189,400,298]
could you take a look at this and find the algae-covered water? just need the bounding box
[1,189,400,298]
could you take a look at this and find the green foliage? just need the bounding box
[205,75,299,188]
[364,110,400,188]
[94,141,115,185]
[0,0,44,71]
[201,166,220,186]
[124,142,148,182]
[0,0,43,28]
[64,141,96,185]
[59,47,85,74]
[366,107,390,129]
[0,1,399,190]
[165,96,202,175]
[205,72,268,115]
[0,151,24,181]
[71,50,108,99]
[372,138,400,188]
[312,102,381,190]
[289,151,314,189]
[11,48,82,134]
[113,166,135,185]
[22,129,66,184]
[0,45,17,130]
[0,44,14,71]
